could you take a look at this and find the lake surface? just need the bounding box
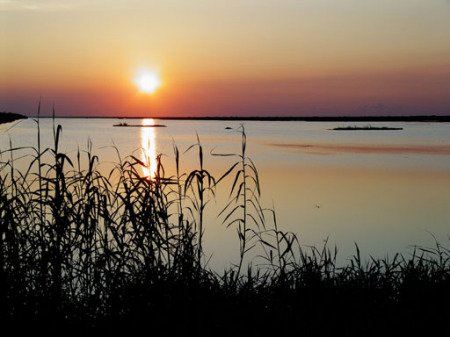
[1,117,450,270]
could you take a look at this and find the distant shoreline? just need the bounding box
[330,126,403,131]
[24,115,450,122]
[0,112,28,124]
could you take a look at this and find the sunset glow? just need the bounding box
[1,1,450,117]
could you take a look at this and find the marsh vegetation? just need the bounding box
[331,125,403,131]
[1,114,449,336]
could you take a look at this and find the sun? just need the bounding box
[134,70,161,94]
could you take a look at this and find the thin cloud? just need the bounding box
[0,0,72,11]
[0,0,104,11]
[0,0,140,12]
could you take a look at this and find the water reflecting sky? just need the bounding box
[1,118,449,269]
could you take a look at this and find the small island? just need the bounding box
[113,122,166,127]
[0,112,28,124]
[330,125,403,131]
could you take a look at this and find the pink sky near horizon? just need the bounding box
[1,0,450,117]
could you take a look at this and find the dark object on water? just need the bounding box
[331,125,403,131]
[113,122,166,127]
[225,127,233,130]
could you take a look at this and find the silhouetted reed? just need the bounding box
[1,118,450,336]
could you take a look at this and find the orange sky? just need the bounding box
[1,0,450,117]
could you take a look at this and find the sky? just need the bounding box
[1,0,450,117]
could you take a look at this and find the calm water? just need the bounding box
[1,118,450,270]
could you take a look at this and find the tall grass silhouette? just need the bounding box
[1,117,450,336]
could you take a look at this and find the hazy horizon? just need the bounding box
[2,1,450,117]
[12,115,450,120]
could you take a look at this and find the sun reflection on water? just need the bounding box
[140,118,158,179]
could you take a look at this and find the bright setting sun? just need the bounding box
[134,70,161,94]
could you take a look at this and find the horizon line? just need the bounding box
[24,115,450,122]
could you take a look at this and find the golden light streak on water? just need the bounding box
[140,118,158,179]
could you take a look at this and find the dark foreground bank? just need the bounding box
[4,247,450,337]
